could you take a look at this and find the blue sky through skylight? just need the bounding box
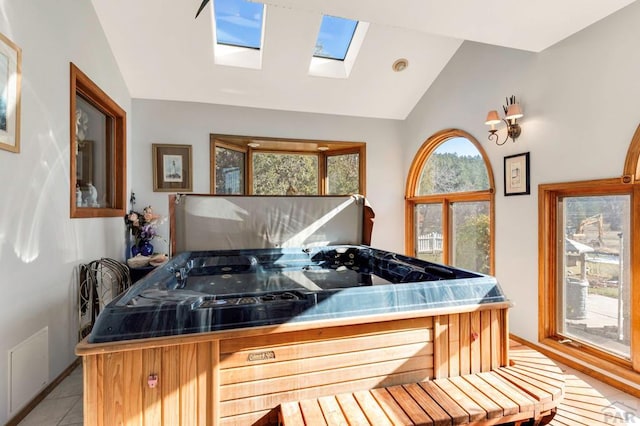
[214,0,264,49]
[314,15,358,61]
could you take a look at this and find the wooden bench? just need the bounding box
[278,345,564,425]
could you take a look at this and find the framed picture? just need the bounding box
[504,152,530,196]
[152,144,193,192]
[0,32,21,153]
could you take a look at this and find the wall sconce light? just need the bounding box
[485,95,523,145]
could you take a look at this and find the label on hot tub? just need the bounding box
[247,351,276,362]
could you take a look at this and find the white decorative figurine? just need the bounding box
[87,183,99,207]
[76,185,83,207]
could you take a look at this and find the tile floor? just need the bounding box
[17,364,82,426]
[14,358,640,425]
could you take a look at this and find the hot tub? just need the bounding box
[89,245,505,343]
[77,195,511,426]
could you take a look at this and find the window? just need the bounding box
[540,182,638,371]
[314,16,358,61]
[405,129,494,274]
[211,0,265,69]
[210,135,365,196]
[309,16,369,79]
[253,152,318,195]
[539,126,640,382]
[70,63,126,218]
[214,143,246,194]
[327,151,360,195]
[214,0,264,49]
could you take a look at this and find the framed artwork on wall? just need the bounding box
[0,32,21,153]
[504,152,530,196]
[152,144,193,192]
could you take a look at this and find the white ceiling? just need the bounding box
[91,0,636,120]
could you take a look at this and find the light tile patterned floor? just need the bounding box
[15,358,640,425]
[17,366,83,426]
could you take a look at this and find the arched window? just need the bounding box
[405,129,495,274]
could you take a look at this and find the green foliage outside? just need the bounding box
[419,153,489,195]
[253,153,318,195]
[327,153,359,195]
[455,213,490,274]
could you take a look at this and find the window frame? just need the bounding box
[209,134,366,196]
[405,129,495,274]
[69,63,126,219]
[539,178,640,376]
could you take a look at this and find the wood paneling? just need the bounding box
[78,307,508,425]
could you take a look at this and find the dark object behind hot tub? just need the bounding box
[89,245,507,343]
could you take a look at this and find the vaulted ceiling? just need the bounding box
[91,0,636,119]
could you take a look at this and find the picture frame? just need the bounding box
[504,152,530,196]
[0,32,21,153]
[152,144,193,192]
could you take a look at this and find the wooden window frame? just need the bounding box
[209,134,366,195]
[70,63,126,218]
[538,178,640,381]
[405,129,495,274]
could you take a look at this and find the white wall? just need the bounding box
[131,99,406,253]
[0,1,130,422]
[403,2,640,347]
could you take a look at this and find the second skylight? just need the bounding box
[314,16,358,61]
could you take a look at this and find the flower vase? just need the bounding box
[131,243,140,257]
[140,240,154,256]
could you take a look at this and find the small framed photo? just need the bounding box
[504,152,530,196]
[0,32,21,153]
[152,144,193,192]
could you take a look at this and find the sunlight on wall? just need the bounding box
[4,83,81,264]
[281,198,353,247]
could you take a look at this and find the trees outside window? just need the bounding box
[405,129,495,274]
[210,135,365,196]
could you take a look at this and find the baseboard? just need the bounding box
[4,357,81,426]
[510,333,640,399]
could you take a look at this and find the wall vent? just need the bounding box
[8,327,49,414]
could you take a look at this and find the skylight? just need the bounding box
[214,0,264,50]
[314,15,358,61]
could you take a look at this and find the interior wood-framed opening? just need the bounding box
[69,63,126,218]
[404,128,495,275]
[538,123,640,395]
[209,134,366,196]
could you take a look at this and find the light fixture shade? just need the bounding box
[485,110,501,125]
[505,103,523,120]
